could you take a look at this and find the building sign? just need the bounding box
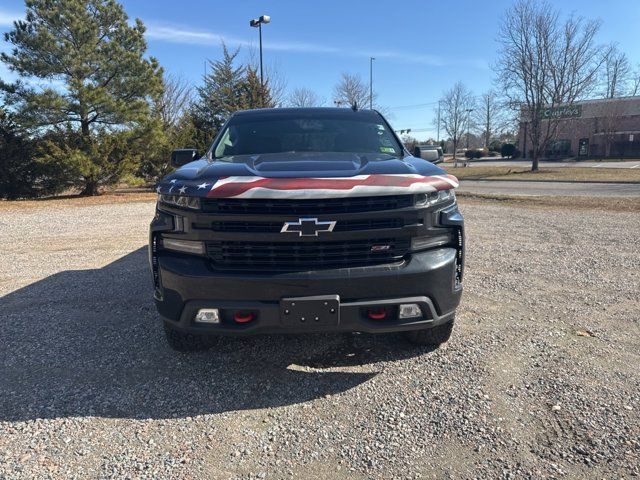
[540,105,582,119]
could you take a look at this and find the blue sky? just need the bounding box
[2,0,640,139]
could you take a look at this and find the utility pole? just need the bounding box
[369,57,375,109]
[436,100,441,142]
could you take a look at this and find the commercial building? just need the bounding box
[518,96,640,158]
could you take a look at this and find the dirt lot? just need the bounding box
[1,196,639,479]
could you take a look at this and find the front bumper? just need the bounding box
[155,247,462,335]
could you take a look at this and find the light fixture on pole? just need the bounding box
[369,57,375,110]
[249,14,270,103]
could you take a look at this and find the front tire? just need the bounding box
[164,323,214,352]
[405,319,454,346]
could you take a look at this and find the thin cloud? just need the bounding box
[0,8,21,27]
[144,22,473,67]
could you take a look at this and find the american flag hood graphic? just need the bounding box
[156,158,459,200]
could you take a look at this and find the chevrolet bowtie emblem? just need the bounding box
[281,218,337,237]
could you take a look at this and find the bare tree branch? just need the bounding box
[246,46,288,107]
[601,44,631,98]
[158,73,192,128]
[333,73,375,109]
[438,81,475,165]
[496,0,606,170]
[474,90,512,148]
[287,87,325,107]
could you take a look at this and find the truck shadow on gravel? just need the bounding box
[0,248,431,421]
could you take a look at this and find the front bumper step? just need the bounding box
[163,295,456,335]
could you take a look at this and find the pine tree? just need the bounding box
[189,46,277,152]
[240,67,274,109]
[190,45,245,152]
[1,0,162,195]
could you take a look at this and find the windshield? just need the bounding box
[212,112,403,160]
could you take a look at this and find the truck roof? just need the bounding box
[232,107,381,118]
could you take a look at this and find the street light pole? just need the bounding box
[369,57,375,110]
[258,22,263,89]
[436,101,441,142]
[250,15,270,105]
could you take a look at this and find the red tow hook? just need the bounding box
[234,312,254,324]
[367,308,387,320]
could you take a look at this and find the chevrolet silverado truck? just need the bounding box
[150,108,464,351]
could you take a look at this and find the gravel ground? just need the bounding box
[0,197,639,479]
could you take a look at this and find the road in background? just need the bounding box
[445,158,640,169]
[458,180,640,196]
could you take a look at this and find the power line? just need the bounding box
[388,101,440,111]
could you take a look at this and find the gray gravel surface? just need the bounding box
[1,198,639,479]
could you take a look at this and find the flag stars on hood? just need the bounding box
[156,185,162,193]
[178,185,187,194]
[196,182,209,190]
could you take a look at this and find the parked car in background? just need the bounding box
[455,148,467,157]
[413,145,444,164]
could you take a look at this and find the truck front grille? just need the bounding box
[200,217,407,233]
[201,195,414,215]
[206,238,410,271]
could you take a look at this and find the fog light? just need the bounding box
[195,308,220,324]
[399,304,422,319]
[161,238,205,255]
[411,233,452,251]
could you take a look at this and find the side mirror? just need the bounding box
[171,148,198,168]
[413,146,421,158]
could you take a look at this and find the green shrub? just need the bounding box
[489,140,502,152]
[0,111,67,199]
[501,143,516,158]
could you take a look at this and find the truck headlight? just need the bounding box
[415,189,455,208]
[158,194,201,210]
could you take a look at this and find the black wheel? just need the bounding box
[405,319,454,346]
[164,323,214,352]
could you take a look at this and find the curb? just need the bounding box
[457,179,640,185]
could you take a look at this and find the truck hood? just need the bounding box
[157,153,459,199]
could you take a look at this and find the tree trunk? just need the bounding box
[452,139,458,167]
[78,114,99,195]
[80,179,99,196]
[531,146,539,172]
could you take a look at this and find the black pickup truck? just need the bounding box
[150,108,464,351]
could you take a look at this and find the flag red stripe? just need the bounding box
[206,174,458,198]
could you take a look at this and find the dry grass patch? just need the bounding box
[0,191,156,211]
[457,192,640,212]
[445,166,640,183]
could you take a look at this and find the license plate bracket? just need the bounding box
[280,295,340,326]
